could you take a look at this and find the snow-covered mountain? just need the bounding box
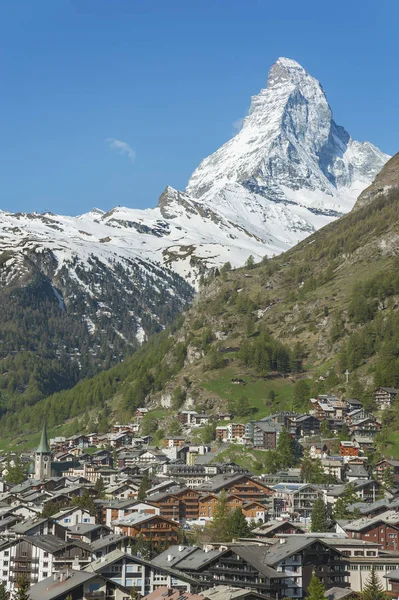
[0,57,389,352]
[187,57,388,215]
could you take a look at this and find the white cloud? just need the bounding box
[233,118,244,132]
[106,138,136,163]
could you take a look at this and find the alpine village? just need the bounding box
[2,55,399,600]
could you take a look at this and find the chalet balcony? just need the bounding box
[12,565,39,573]
[211,576,286,591]
[209,565,258,575]
[85,592,106,599]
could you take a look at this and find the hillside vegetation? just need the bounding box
[2,181,399,441]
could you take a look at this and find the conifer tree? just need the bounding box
[382,467,394,490]
[94,476,106,499]
[361,566,389,600]
[307,572,328,600]
[71,488,97,515]
[138,473,152,501]
[332,483,360,520]
[6,454,26,485]
[311,497,329,532]
[229,508,251,539]
[276,427,296,469]
[209,489,231,541]
[14,575,30,600]
[0,582,7,600]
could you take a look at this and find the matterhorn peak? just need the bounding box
[266,57,309,89]
[187,57,389,214]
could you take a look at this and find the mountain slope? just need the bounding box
[4,173,399,440]
[355,152,399,210]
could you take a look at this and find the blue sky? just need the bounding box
[1,0,398,215]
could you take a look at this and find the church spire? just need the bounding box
[36,421,50,454]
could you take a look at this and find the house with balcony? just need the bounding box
[0,535,92,591]
[271,483,322,519]
[374,387,398,410]
[112,513,180,547]
[375,459,399,485]
[83,548,198,597]
[152,540,348,599]
[29,568,131,600]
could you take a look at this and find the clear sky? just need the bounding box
[1,0,398,215]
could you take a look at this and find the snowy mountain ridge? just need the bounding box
[0,57,389,349]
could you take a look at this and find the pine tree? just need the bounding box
[311,497,329,532]
[382,467,394,490]
[306,572,328,600]
[320,419,331,437]
[209,489,231,541]
[333,483,359,520]
[71,488,97,515]
[6,454,26,485]
[138,473,152,501]
[229,508,251,539]
[361,566,389,600]
[14,574,30,600]
[245,255,255,269]
[94,476,106,498]
[0,582,7,600]
[276,427,296,469]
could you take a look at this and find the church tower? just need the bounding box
[34,422,52,480]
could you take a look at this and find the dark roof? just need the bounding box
[265,538,339,565]
[151,545,199,568]
[22,535,90,554]
[196,473,254,493]
[325,587,356,600]
[29,570,96,600]
[11,518,49,534]
[90,534,131,551]
[68,523,109,535]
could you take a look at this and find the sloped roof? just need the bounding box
[37,422,51,454]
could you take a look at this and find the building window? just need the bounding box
[43,572,48,578]
[44,553,48,558]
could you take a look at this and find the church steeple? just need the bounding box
[34,421,51,480]
[36,421,50,454]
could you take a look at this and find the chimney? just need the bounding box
[166,590,174,598]
[167,554,173,562]
[53,573,57,582]
[178,545,184,552]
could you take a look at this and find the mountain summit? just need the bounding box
[187,57,389,215]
